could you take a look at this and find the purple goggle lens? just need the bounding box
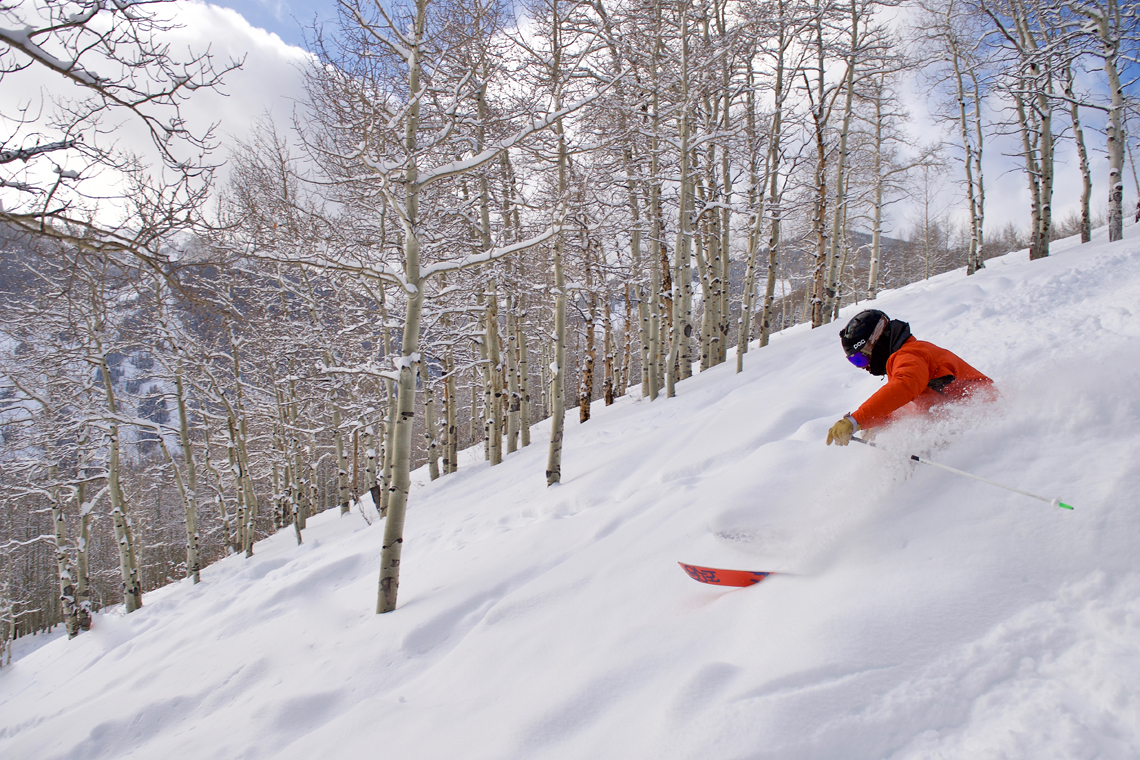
[847,352,871,369]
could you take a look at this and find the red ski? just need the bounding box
[679,562,775,587]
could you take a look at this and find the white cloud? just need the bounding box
[169,2,313,175]
[0,1,312,223]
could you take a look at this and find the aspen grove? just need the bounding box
[0,0,1137,642]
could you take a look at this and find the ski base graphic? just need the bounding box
[679,562,775,587]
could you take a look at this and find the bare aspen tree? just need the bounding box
[646,0,666,400]
[1062,61,1093,243]
[505,299,521,451]
[918,0,989,276]
[48,465,80,638]
[515,283,532,448]
[422,370,441,481]
[444,341,460,473]
[580,234,597,423]
[667,0,693,398]
[983,0,1059,260]
[757,0,813,347]
[73,442,94,630]
[95,327,142,612]
[1061,0,1132,242]
[485,281,504,464]
[546,114,570,483]
[0,1,239,257]
[820,0,862,323]
[174,361,201,581]
[604,293,615,406]
[522,0,592,485]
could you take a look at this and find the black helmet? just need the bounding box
[840,309,888,357]
[841,309,911,376]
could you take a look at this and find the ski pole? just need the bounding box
[851,436,1074,510]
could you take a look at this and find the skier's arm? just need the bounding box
[851,352,931,429]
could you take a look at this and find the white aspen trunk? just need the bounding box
[809,1,829,328]
[288,375,308,530]
[1071,107,1092,244]
[971,69,987,258]
[717,4,733,367]
[334,407,351,515]
[423,375,441,481]
[758,16,788,347]
[694,216,714,371]
[833,227,850,320]
[737,211,762,371]
[227,334,258,554]
[580,239,597,423]
[622,158,649,398]
[1037,86,1055,258]
[1010,3,1052,260]
[271,385,288,530]
[681,222,694,380]
[1098,2,1125,242]
[175,361,201,581]
[822,0,858,323]
[98,342,142,613]
[475,83,504,464]
[1064,63,1092,244]
[49,467,79,638]
[667,3,691,398]
[948,33,983,276]
[647,4,664,401]
[497,153,531,450]
[238,426,256,555]
[486,281,504,464]
[1013,88,1044,257]
[540,341,550,420]
[546,0,570,486]
[621,285,633,397]
[365,421,379,510]
[353,427,360,503]
[74,477,93,631]
[226,415,246,555]
[378,289,396,517]
[470,380,479,445]
[202,425,235,553]
[738,62,764,369]
[604,295,615,406]
[516,293,531,449]
[547,224,567,485]
[759,173,782,347]
[505,300,520,454]
[377,0,426,613]
[478,290,491,462]
[447,350,460,470]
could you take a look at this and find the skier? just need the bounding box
[826,309,994,446]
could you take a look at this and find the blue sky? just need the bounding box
[209,0,342,49]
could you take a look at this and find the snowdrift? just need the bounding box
[4,224,1140,759]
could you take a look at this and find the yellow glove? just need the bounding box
[826,416,855,446]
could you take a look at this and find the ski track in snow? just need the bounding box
[3,222,1140,759]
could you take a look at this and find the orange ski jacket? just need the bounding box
[851,337,993,430]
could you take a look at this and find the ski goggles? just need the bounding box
[844,315,888,369]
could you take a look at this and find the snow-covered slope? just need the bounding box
[4,224,1140,759]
